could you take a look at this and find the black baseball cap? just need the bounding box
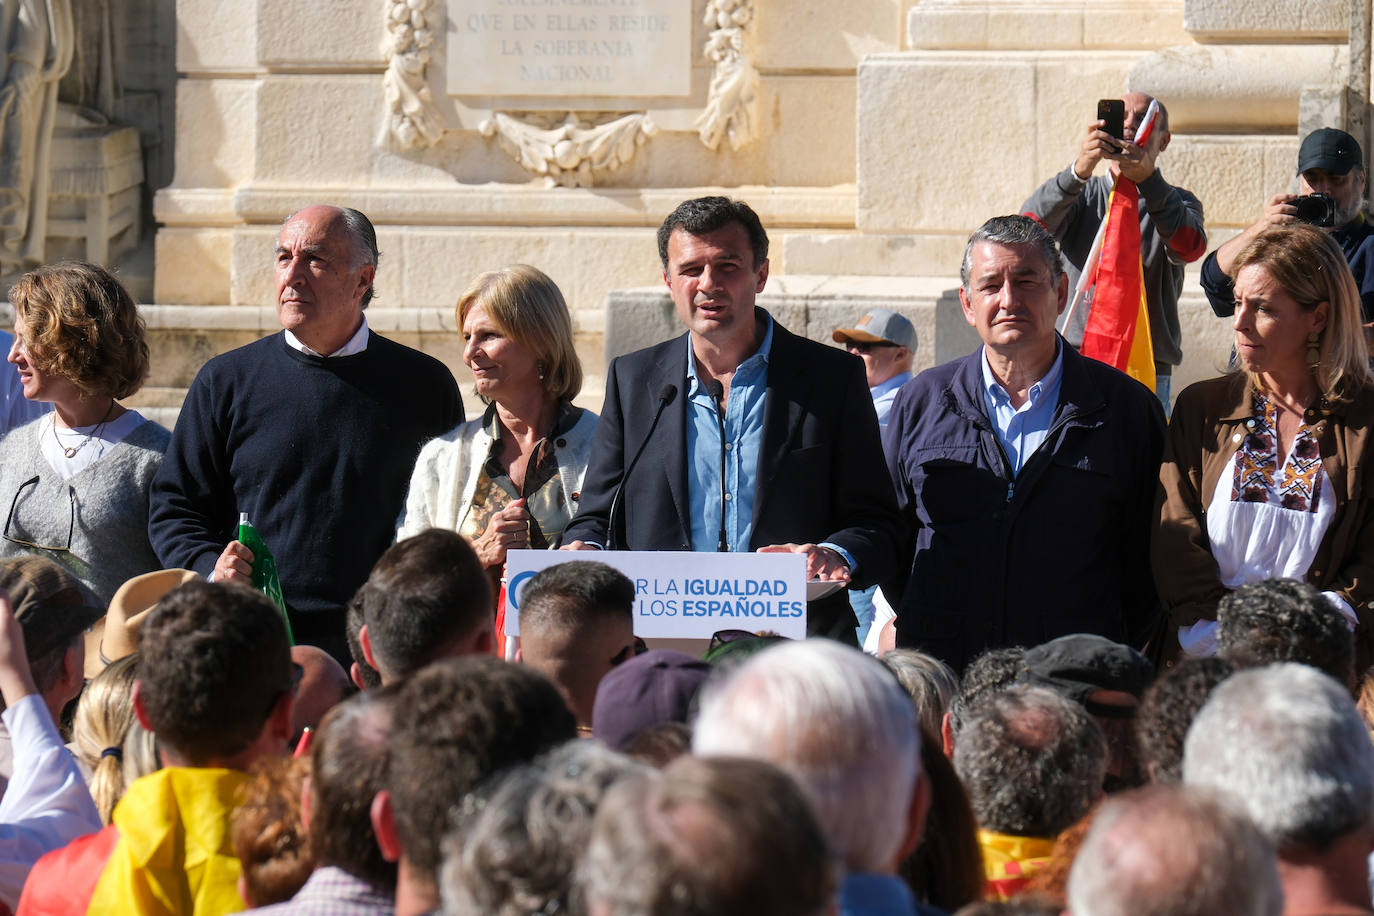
[1298,128,1364,176]
[1021,633,1154,719]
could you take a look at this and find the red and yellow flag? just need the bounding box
[1079,175,1156,391]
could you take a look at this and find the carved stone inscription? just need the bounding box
[446,0,691,97]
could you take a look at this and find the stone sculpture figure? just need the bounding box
[0,0,73,272]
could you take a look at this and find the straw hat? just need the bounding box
[89,568,199,678]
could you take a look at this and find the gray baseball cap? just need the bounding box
[832,309,917,351]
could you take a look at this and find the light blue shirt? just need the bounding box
[685,318,773,552]
[980,342,1064,477]
[870,371,913,431]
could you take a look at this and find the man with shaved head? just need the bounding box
[150,205,463,663]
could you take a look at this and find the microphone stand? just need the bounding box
[608,383,677,550]
[707,379,728,552]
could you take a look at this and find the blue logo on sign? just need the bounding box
[506,570,537,610]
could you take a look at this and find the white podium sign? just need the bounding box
[504,550,809,640]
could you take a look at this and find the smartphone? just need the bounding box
[1097,99,1125,143]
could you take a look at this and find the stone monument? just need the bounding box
[55,0,1369,419]
[0,0,74,273]
[0,0,171,297]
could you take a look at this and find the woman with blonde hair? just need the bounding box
[1155,223,1374,668]
[71,654,159,824]
[0,261,168,605]
[398,265,596,599]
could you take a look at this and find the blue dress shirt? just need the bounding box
[979,342,1064,477]
[870,371,914,432]
[685,318,773,552]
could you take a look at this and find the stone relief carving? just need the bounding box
[382,0,443,149]
[696,0,759,151]
[381,0,760,172]
[478,111,657,187]
[0,0,74,271]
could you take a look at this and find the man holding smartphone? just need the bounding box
[1199,127,1374,323]
[1021,92,1206,409]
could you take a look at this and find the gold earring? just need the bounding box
[1307,331,1321,367]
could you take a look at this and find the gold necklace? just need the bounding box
[52,400,117,459]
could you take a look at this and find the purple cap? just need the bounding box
[592,649,711,750]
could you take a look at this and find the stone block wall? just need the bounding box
[141,0,1364,420]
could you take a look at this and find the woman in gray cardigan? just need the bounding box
[1,262,170,610]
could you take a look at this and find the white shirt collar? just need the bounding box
[284,316,370,358]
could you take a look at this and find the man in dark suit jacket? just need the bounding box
[563,197,901,641]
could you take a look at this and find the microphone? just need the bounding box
[608,383,677,550]
[706,379,728,552]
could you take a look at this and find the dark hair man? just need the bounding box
[564,196,902,643]
[516,560,637,727]
[356,528,493,684]
[374,657,576,915]
[579,755,836,916]
[955,684,1106,900]
[149,204,464,664]
[1202,127,1374,322]
[1021,92,1205,409]
[19,580,294,913]
[345,593,381,690]
[885,215,1165,673]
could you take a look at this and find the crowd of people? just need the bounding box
[0,93,1371,914]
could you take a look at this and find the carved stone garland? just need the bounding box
[382,0,443,149]
[381,0,759,182]
[478,112,657,189]
[695,0,759,151]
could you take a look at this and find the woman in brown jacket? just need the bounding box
[1154,223,1374,669]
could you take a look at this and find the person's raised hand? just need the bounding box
[1112,137,1159,184]
[1074,119,1121,180]
[1256,193,1298,230]
[0,591,37,705]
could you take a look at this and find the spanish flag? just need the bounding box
[1079,175,1156,391]
[17,768,248,916]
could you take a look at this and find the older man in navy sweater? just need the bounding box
[149,205,462,662]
